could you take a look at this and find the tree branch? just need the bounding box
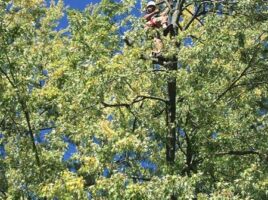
[0,190,6,198]
[0,67,15,88]
[215,45,260,102]
[20,100,41,166]
[132,102,144,133]
[130,175,151,182]
[193,0,237,4]
[183,6,205,30]
[101,102,130,108]
[215,150,260,156]
[153,108,165,117]
[171,0,185,32]
[136,95,168,103]
[177,137,187,156]
[102,95,168,108]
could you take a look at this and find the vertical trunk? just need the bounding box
[166,61,177,164]
[165,0,182,166]
[165,2,182,199]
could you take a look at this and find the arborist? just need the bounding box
[144,1,173,57]
[144,1,173,36]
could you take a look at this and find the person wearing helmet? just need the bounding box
[144,1,173,57]
[144,1,172,36]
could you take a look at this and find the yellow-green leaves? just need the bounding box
[1,0,268,199]
[39,171,85,199]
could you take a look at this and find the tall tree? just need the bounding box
[0,0,268,199]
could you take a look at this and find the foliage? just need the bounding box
[0,0,268,199]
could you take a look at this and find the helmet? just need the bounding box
[147,1,156,8]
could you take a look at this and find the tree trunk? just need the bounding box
[165,0,181,166]
[166,60,177,164]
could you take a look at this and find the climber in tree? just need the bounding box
[144,1,173,36]
[144,1,173,57]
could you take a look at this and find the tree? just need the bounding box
[0,0,268,199]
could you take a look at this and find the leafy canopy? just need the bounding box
[0,0,268,199]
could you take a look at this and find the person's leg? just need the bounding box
[156,15,173,36]
[160,15,168,28]
[152,33,163,57]
[154,37,163,53]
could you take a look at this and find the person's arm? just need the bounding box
[160,6,170,16]
[144,9,159,20]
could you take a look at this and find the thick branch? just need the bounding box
[171,0,185,30]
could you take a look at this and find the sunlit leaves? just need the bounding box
[0,0,268,199]
[39,171,85,199]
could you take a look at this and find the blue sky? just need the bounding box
[64,0,100,9]
[59,0,141,29]
[59,0,101,28]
